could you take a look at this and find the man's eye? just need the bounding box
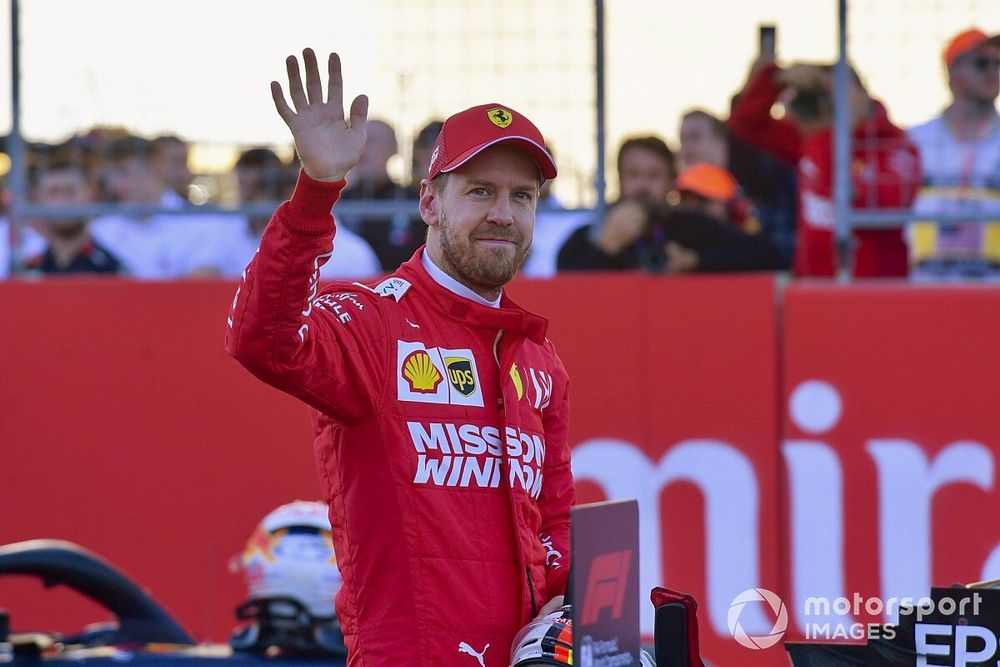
[470,187,489,196]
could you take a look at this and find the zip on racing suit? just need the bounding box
[225,171,574,667]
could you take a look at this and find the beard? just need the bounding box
[48,220,88,240]
[437,209,531,293]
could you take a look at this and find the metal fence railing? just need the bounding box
[3,0,999,280]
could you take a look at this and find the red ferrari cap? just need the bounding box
[427,103,557,182]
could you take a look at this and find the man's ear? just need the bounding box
[418,179,441,228]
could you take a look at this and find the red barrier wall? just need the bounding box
[2,275,998,666]
[781,283,1000,643]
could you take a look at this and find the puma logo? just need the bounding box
[458,641,489,666]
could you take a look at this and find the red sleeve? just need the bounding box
[852,135,922,210]
[225,170,389,423]
[728,64,802,166]
[536,349,574,597]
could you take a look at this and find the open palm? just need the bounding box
[271,49,369,182]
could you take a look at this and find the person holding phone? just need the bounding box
[728,48,921,277]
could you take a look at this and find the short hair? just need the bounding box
[415,120,445,148]
[235,147,284,171]
[430,172,449,192]
[28,154,87,190]
[105,136,153,163]
[681,109,728,139]
[822,63,866,91]
[617,136,676,178]
[151,134,187,156]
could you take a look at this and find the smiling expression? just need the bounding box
[419,144,541,300]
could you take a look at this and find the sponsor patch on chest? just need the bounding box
[397,340,484,407]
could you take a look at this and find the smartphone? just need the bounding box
[759,24,777,58]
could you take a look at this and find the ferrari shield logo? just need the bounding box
[445,356,477,397]
[487,107,513,128]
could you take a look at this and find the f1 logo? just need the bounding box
[580,549,632,624]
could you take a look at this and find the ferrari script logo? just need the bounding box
[487,107,513,128]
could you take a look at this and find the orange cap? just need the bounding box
[675,163,739,202]
[944,28,1000,67]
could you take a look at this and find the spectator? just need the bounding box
[521,145,591,278]
[908,28,1000,280]
[339,119,422,270]
[0,140,55,277]
[661,162,784,273]
[407,119,445,195]
[341,119,401,200]
[151,135,193,202]
[91,135,243,278]
[220,147,380,280]
[556,136,677,271]
[24,155,122,275]
[729,59,921,277]
[0,219,46,279]
[679,110,729,170]
[683,108,798,267]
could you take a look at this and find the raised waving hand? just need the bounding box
[271,49,369,183]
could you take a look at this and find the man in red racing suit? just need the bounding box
[225,50,573,667]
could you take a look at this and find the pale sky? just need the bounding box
[1,0,997,205]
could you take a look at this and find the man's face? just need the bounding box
[411,144,436,182]
[36,169,90,206]
[34,168,92,234]
[950,44,1000,104]
[355,120,397,179]
[154,142,192,195]
[619,146,673,203]
[420,144,539,295]
[679,116,727,169]
[107,156,161,203]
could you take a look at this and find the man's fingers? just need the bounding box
[270,81,294,124]
[302,48,323,106]
[349,94,369,129]
[285,55,308,112]
[327,53,345,117]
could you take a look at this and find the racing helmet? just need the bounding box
[236,500,341,618]
[510,605,656,666]
[230,501,345,657]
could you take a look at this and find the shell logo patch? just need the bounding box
[510,363,524,400]
[487,107,514,128]
[402,350,443,393]
[397,341,484,407]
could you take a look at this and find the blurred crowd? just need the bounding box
[1,28,998,281]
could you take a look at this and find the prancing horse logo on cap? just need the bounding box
[487,107,513,128]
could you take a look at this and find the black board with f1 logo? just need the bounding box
[571,499,641,666]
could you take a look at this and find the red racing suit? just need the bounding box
[225,172,574,667]
[729,63,921,277]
